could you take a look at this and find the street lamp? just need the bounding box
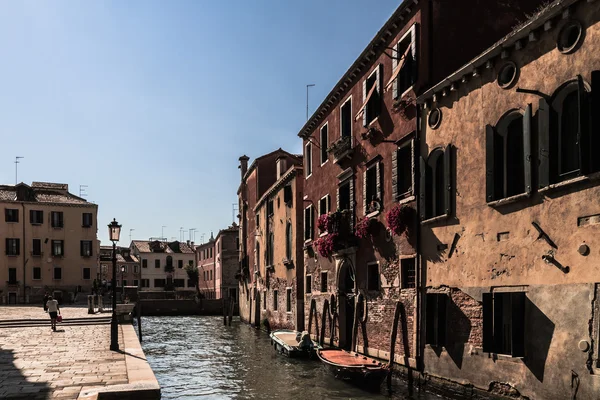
[121,266,125,298]
[108,218,121,351]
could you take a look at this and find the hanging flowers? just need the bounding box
[354,217,372,239]
[317,213,334,234]
[386,204,410,236]
[313,233,338,258]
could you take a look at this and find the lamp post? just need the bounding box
[121,266,125,298]
[108,218,121,351]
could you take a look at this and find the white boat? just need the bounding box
[269,329,319,358]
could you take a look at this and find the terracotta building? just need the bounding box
[0,182,98,304]
[197,234,216,299]
[130,240,195,291]
[416,0,600,397]
[214,223,240,302]
[98,245,140,289]
[253,158,304,330]
[237,149,303,326]
[297,0,546,366]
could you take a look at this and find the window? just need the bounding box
[33,267,41,280]
[276,157,287,179]
[134,265,139,273]
[305,142,312,177]
[263,291,267,310]
[267,200,274,217]
[8,268,17,284]
[341,97,352,138]
[483,292,525,357]
[320,123,329,164]
[364,161,381,214]
[54,267,62,280]
[266,232,274,266]
[539,75,599,187]
[319,195,331,217]
[421,146,451,220]
[134,279,139,287]
[155,260,160,268]
[426,293,447,346]
[83,268,91,280]
[5,209,18,223]
[305,275,312,294]
[116,280,121,287]
[30,210,43,225]
[320,271,328,292]
[367,263,379,291]
[141,279,149,288]
[189,260,194,266]
[174,279,185,287]
[285,222,292,261]
[32,239,42,256]
[486,106,532,201]
[6,239,20,256]
[82,213,93,227]
[401,258,416,289]
[390,25,417,99]
[51,212,64,228]
[338,180,352,211]
[80,241,93,257]
[178,260,183,269]
[166,256,173,268]
[210,270,213,280]
[283,185,293,205]
[286,288,292,312]
[393,138,414,199]
[121,265,128,273]
[273,290,278,311]
[52,240,64,257]
[361,65,382,126]
[304,205,315,241]
[142,259,147,268]
[154,279,166,288]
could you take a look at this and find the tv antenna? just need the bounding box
[15,157,24,185]
[79,185,88,198]
[129,229,135,242]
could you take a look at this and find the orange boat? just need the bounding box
[316,348,390,388]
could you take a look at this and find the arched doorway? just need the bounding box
[337,260,355,350]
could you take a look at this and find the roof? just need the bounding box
[0,182,92,205]
[417,0,577,104]
[215,222,239,241]
[131,240,195,254]
[297,0,416,139]
[254,165,302,212]
[99,246,139,263]
[242,149,302,182]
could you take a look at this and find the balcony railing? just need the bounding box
[327,136,353,164]
[6,280,19,286]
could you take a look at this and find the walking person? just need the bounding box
[43,292,49,312]
[47,296,60,331]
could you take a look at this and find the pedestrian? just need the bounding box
[47,295,60,331]
[43,292,49,312]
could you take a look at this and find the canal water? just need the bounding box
[138,316,442,400]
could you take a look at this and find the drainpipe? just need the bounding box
[21,203,27,304]
[415,103,423,372]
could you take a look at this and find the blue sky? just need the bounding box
[0,1,399,245]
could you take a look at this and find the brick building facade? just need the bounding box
[197,235,216,299]
[214,224,240,301]
[417,0,600,397]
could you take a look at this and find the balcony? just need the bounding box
[6,280,19,286]
[327,136,353,164]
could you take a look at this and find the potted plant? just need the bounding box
[317,213,333,234]
[386,204,411,236]
[313,233,338,258]
[354,217,371,239]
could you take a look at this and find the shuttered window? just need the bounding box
[304,205,314,241]
[30,210,43,225]
[364,161,382,215]
[482,292,525,357]
[341,98,352,138]
[420,146,451,220]
[51,212,64,228]
[392,138,414,200]
[390,24,418,99]
[361,65,382,127]
[426,293,447,346]
[305,143,313,177]
[320,123,329,164]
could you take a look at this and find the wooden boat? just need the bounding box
[269,330,319,358]
[317,348,390,388]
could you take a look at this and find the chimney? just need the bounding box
[276,155,287,180]
[187,240,190,246]
[191,241,195,248]
[239,155,249,181]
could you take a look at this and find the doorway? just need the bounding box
[8,292,17,305]
[337,261,355,350]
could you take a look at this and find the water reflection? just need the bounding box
[139,316,440,400]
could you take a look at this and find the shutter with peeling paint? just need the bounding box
[523,104,532,194]
[392,42,399,99]
[336,187,340,211]
[493,293,504,354]
[578,75,591,174]
[363,170,368,215]
[444,145,452,215]
[538,98,551,188]
[486,125,496,202]
[362,79,368,127]
[482,293,493,353]
[349,179,355,229]
[419,156,426,220]
[511,292,525,357]
[592,71,600,173]
[392,149,398,200]
[376,162,382,202]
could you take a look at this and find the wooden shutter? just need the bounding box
[29,210,34,223]
[523,104,533,194]
[485,125,496,202]
[592,71,600,173]
[493,293,504,354]
[336,187,340,211]
[538,98,551,188]
[577,75,591,174]
[444,144,452,215]
[376,162,382,202]
[419,156,426,220]
[482,293,493,352]
[425,294,435,345]
[363,170,368,215]
[377,64,383,116]
[511,292,525,357]
[411,24,418,84]
[327,195,332,214]
[362,79,368,127]
[80,241,83,257]
[392,149,399,200]
[392,42,399,99]
[5,238,8,255]
[349,179,355,229]
[438,294,447,347]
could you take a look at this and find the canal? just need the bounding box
[138,316,443,400]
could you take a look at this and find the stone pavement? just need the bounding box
[0,305,109,320]
[0,306,160,399]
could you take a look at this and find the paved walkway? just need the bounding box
[0,306,159,399]
[0,305,108,321]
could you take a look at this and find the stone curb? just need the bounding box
[78,325,161,400]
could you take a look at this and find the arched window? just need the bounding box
[285,222,292,260]
[421,145,451,220]
[485,106,532,202]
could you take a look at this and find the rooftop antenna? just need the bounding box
[232,203,239,223]
[189,228,196,241]
[162,226,167,241]
[79,185,88,198]
[179,227,184,242]
[129,229,135,243]
[306,84,315,120]
[15,156,24,185]
[200,233,205,244]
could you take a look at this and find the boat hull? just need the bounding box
[269,330,317,359]
[317,349,389,389]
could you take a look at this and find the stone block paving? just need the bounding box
[0,305,110,321]
[0,306,127,399]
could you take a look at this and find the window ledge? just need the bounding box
[31,223,42,226]
[367,117,380,128]
[319,232,328,238]
[421,214,449,225]
[492,353,525,363]
[539,171,600,193]
[7,254,19,257]
[396,194,415,205]
[487,192,531,207]
[366,210,381,219]
[395,85,415,101]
